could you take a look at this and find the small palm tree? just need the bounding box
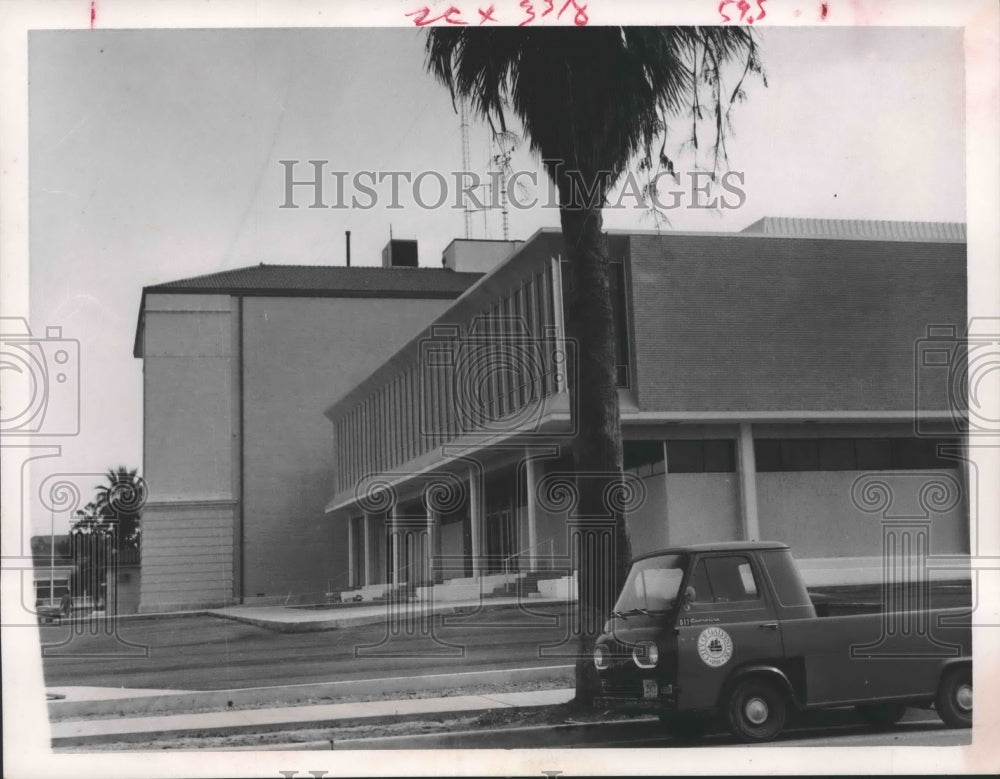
[93,466,147,550]
[425,27,762,705]
[71,467,147,551]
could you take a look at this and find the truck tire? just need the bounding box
[726,677,787,743]
[936,666,972,729]
[855,702,907,726]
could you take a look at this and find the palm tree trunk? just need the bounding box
[559,202,632,707]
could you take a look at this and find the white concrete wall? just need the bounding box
[240,296,454,601]
[756,469,968,559]
[624,471,668,555]
[665,473,740,546]
[140,294,237,610]
[139,501,235,611]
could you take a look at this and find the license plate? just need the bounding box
[643,679,658,699]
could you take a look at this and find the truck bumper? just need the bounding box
[595,681,678,713]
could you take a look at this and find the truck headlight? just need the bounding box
[633,641,659,669]
[593,644,611,671]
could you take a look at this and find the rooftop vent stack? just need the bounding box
[441,239,523,273]
[381,239,419,268]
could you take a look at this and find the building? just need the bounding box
[132,242,503,611]
[30,534,141,614]
[322,219,969,604]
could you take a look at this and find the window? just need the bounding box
[754,437,961,472]
[666,440,736,473]
[34,579,70,603]
[623,441,665,477]
[614,554,686,613]
[687,556,760,604]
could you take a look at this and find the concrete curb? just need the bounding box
[213,740,333,751]
[330,718,663,750]
[48,665,574,719]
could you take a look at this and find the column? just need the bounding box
[737,423,760,541]
[363,512,372,587]
[469,466,482,578]
[390,505,400,587]
[426,509,438,586]
[347,515,356,588]
[525,454,539,572]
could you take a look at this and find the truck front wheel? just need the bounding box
[936,666,972,729]
[726,678,787,743]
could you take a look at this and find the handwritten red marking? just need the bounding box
[540,0,555,16]
[477,5,498,23]
[518,0,536,26]
[820,2,828,19]
[406,5,468,26]
[558,0,588,25]
[719,0,765,23]
[90,1,96,28]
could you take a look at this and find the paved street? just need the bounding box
[40,602,576,690]
[567,714,969,749]
[329,709,969,750]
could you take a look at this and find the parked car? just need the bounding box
[37,592,73,624]
[592,541,971,742]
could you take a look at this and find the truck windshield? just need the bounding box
[613,554,686,614]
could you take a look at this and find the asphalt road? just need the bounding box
[569,713,970,749]
[39,603,577,690]
[331,708,968,750]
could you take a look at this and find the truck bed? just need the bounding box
[808,579,971,617]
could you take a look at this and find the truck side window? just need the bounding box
[689,555,760,604]
[688,559,714,603]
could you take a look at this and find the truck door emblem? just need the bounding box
[697,627,734,667]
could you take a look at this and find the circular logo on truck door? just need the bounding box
[697,627,734,667]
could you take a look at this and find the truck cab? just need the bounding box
[593,541,971,742]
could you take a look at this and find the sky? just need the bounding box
[23,24,967,533]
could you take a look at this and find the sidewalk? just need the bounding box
[50,688,575,747]
[209,593,571,632]
[47,665,574,718]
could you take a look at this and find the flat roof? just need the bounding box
[133,263,482,358]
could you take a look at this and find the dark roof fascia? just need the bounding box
[632,541,790,562]
[603,227,967,246]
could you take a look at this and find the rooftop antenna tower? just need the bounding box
[459,99,473,239]
[490,131,518,241]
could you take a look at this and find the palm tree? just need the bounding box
[71,466,147,551]
[425,27,762,705]
[92,466,147,550]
